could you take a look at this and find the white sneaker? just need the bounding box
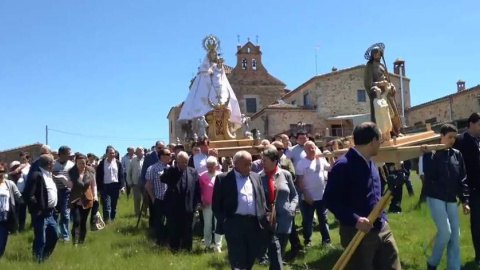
[214,247,222,253]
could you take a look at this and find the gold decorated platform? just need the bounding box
[209,139,263,157]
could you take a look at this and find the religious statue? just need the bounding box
[240,114,252,138]
[181,120,194,141]
[364,43,402,137]
[373,89,393,141]
[178,35,242,130]
[193,133,198,142]
[196,116,209,138]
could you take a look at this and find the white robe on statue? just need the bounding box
[178,56,242,130]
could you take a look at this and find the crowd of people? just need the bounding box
[0,112,480,270]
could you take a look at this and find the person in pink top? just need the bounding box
[199,156,223,252]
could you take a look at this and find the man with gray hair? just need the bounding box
[127,147,144,216]
[161,151,200,251]
[24,154,59,262]
[121,147,136,199]
[213,150,269,270]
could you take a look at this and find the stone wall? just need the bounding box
[406,85,480,126]
[250,109,325,138]
[0,143,43,165]
[167,106,183,144]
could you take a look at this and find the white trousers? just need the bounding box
[202,205,222,248]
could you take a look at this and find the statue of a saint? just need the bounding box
[181,120,194,141]
[364,43,401,136]
[196,116,209,138]
[240,114,252,138]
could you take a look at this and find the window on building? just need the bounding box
[303,92,310,107]
[252,59,257,70]
[357,89,366,102]
[246,98,257,113]
[425,117,437,124]
[291,100,297,105]
[414,121,423,126]
[331,124,343,137]
[241,58,247,70]
[247,47,251,53]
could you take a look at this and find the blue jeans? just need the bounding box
[302,200,330,244]
[32,211,59,262]
[102,183,121,222]
[427,197,461,270]
[0,222,8,258]
[55,189,70,240]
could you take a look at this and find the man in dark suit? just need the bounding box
[160,151,200,252]
[453,112,480,264]
[23,154,59,262]
[212,150,270,270]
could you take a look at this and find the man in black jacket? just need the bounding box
[453,112,480,264]
[23,154,59,262]
[160,151,200,252]
[96,146,125,224]
[212,150,270,270]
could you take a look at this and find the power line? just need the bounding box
[47,128,168,142]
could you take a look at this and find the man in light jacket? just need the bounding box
[127,147,144,216]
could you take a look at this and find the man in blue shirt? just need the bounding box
[324,122,401,270]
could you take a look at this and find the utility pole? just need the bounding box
[315,45,320,75]
[45,125,48,145]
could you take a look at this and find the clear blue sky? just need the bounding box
[1,0,478,156]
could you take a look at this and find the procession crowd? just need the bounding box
[1,112,480,270]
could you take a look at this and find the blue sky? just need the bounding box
[1,0,478,156]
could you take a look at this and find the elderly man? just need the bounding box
[127,147,144,216]
[213,150,269,270]
[24,154,59,262]
[296,141,331,246]
[161,151,200,251]
[145,149,171,245]
[121,147,136,199]
[324,122,401,269]
[25,145,51,184]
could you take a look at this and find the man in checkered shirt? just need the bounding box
[145,149,171,245]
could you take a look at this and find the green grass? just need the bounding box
[1,173,478,269]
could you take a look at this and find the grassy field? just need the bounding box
[1,173,478,270]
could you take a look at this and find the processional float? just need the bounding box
[178,35,263,157]
[328,43,444,270]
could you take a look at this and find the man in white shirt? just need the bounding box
[127,147,144,216]
[121,147,136,198]
[24,154,59,262]
[296,141,331,246]
[52,146,75,242]
[96,146,125,223]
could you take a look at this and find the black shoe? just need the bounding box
[427,263,436,270]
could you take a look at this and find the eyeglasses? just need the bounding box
[0,171,5,174]
[276,148,284,151]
